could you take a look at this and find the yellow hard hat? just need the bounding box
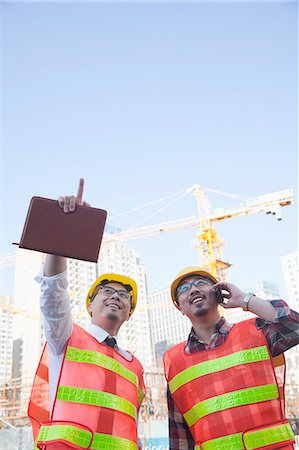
[170,266,218,309]
[86,273,138,316]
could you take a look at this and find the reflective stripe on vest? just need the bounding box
[36,424,92,449]
[196,432,243,450]
[65,346,138,386]
[169,346,270,394]
[91,433,138,449]
[57,385,137,421]
[195,422,294,450]
[244,422,294,450]
[36,424,138,449]
[184,383,278,427]
[138,386,145,406]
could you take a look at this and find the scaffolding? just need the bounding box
[0,378,31,429]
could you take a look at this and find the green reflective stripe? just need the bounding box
[169,346,270,394]
[138,386,144,406]
[91,433,138,450]
[36,424,92,449]
[65,346,138,386]
[35,426,139,450]
[57,385,137,420]
[244,423,294,450]
[201,433,243,450]
[199,423,294,450]
[184,384,278,427]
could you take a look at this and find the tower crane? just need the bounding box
[104,186,294,280]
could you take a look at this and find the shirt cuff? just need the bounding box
[269,299,292,322]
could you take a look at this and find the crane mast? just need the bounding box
[190,185,229,280]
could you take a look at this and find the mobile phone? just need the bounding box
[215,287,225,304]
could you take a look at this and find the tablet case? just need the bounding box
[16,196,107,262]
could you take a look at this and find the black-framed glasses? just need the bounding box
[99,286,131,301]
[176,279,212,295]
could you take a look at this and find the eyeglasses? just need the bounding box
[99,286,131,301]
[176,279,213,295]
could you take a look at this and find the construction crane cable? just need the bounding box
[188,184,249,201]
[122,191,189,232]
[109,188,188,220]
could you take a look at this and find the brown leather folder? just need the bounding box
[15,196,107,262]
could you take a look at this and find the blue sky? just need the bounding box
[1,2,297,298]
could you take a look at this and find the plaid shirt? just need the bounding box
[167,300,299,450]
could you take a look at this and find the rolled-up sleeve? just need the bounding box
[35,267,72,355]
[256,300,299,357]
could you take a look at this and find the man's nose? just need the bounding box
[189,283,200,294]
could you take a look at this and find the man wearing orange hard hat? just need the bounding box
[164,266,299,450]
[28,179,145,450]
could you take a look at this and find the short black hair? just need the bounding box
[100,279,133,292]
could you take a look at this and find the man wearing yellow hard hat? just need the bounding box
[164,266,299,450]
[28,179,145,450]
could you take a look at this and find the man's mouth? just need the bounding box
[190,295,206,305]
[107,303,121,310]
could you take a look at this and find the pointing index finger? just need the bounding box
[76,178,84,204]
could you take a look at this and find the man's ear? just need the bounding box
[177,303,185,315]
[176,299,182,313]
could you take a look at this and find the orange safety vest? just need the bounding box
[164,318,295,450]
[28,324,146,449]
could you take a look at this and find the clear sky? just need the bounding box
[0,2,297,298]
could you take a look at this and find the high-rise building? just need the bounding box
[12,250,45,384]
[148,288,190,367]
[0,296,14,383]
[67,258,98,330]
[12,249,45,418]
[281,251,298,310]
[280,253,299,421]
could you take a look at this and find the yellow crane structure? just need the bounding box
[105,185,294,280]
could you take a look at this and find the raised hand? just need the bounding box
[44,179,90,275]
[213,281,246,309]
[58,178,90,213]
